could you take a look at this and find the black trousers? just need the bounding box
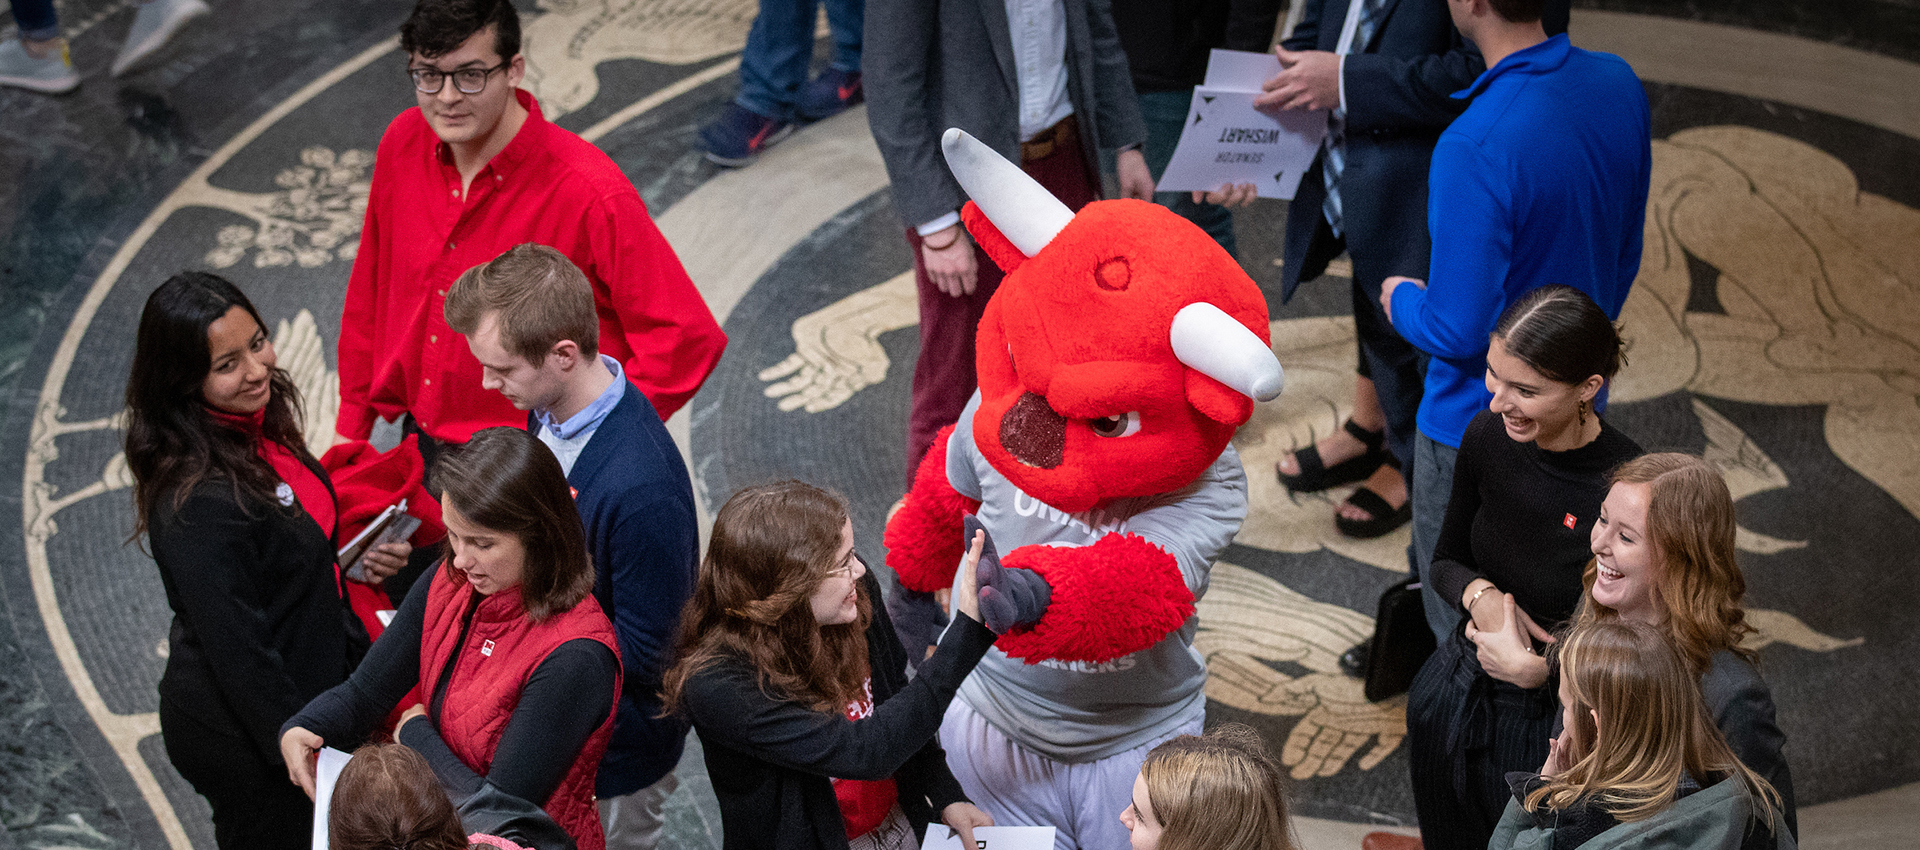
[161,698,311,850]
[1406,631,1555,850]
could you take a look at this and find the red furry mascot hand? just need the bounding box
[993,535,1192,663]
[883,426,979,593]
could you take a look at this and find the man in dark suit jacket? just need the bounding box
[445,244,700,850]
[865,0,1156,483]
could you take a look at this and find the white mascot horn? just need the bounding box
[1170,302,1285,402]
[941,128,1075,258]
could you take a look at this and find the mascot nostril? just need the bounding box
[1094,256,1131,291]
[1000,392,1066,469]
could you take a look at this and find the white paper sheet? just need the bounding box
[1202,47,1283,90]
[1154,86,1327,199]
[310,746,354,850]
[920,824,1057,850]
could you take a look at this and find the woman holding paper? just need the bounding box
[280,428,620,850]
[124,272,409,849]
[660,481,999,850]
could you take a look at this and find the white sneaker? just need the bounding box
[0,38,80,94]
[110,0,211,77]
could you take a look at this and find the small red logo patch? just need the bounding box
[481,639,495,657]
[1564,513,1578,529]
[570,486,579,500]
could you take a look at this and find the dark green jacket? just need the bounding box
[1489,777,1794,850]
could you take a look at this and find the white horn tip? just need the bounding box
[1171,302,1284,402]
[939,127,1075,258]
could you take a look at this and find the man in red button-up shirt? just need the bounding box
[336,0,725,448]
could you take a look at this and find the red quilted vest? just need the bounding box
[418,568,620,850]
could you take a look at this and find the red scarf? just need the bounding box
[832,675,899,839]
[206,407,337,546]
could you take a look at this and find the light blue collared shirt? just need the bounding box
[534,354,624,475]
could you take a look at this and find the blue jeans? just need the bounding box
[735,0,862,121]
[12,0,59,41]
[1136,89,1237,257]
[1411,431,1460,642]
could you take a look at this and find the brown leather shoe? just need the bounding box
[1361,832,1424,850]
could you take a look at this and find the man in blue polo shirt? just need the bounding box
[446,243,700,850]
[1381,0,1650,641]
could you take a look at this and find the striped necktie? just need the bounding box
[1322,0,1388,236]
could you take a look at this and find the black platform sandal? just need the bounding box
[1334,484,1413,539]
[1276,418,1388,493]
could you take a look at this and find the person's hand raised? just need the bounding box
[1542,729,1574,778]
[963,515,1051,633]
[952,527,984,624]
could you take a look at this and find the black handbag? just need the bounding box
[1363,575,1437,702]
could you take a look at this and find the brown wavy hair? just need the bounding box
[660,481,871,714]
[1138,724,1298,850]
[329,743,469,850]
[125,272,311,541]
[1529,621,1779,829]
[432,427,595,623]
[1574,453,1755,675]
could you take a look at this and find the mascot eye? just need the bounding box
[1089,411,1142,438]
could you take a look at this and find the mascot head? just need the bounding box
[944,129,1283,514]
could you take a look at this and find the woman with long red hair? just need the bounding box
[1573,453,1797,837]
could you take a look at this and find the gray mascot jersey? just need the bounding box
[945,392,1247,762]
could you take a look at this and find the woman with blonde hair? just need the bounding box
[1578,452,1796,835]
[1120,724,1297,850]
[1491,620,1787,850]
[662,481,1003,850]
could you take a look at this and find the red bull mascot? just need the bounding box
[883,129,1284,849]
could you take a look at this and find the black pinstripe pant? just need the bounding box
[1406,630,1556,850]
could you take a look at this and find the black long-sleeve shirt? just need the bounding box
[1430,410,1643,627]
[682,571,997,850]
[284,572,617,808]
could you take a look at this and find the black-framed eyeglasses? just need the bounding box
[409,61,509,95]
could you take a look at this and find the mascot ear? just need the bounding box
[1186,371,1255,425]
[963,201,1028,274]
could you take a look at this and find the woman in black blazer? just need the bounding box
[125,272,408,849]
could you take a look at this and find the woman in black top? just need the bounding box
[125,273,407,849]
[661,481,999,850]
[1406,285,1644,850]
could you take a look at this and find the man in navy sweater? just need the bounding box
[1381,0,1649,639]
[446,243,701,850]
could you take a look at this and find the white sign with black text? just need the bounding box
[1154,49,1328,200]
